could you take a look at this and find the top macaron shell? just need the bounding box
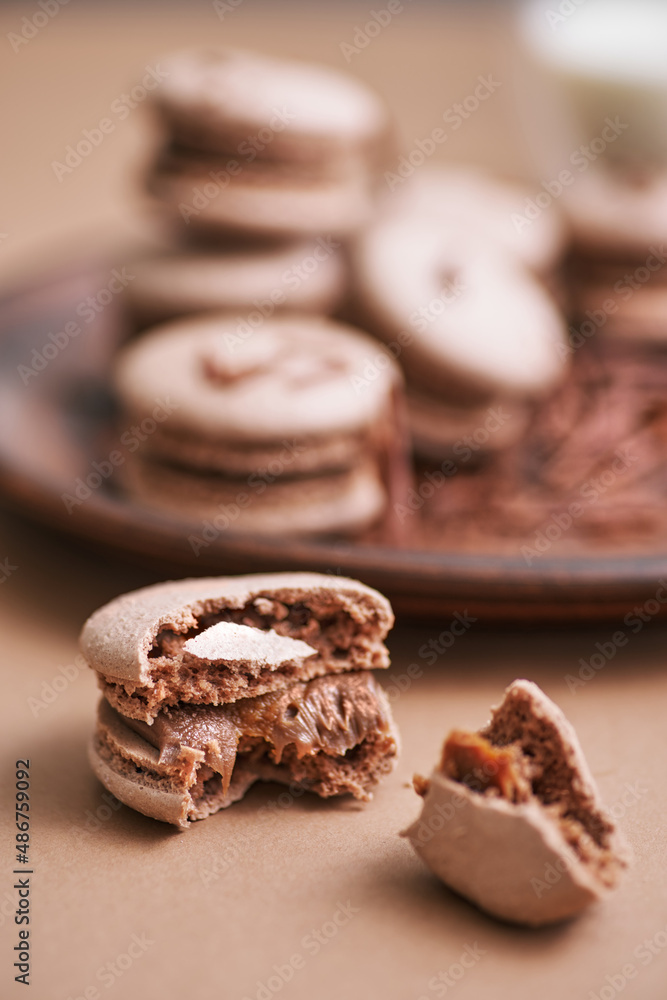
[80,572,394,685]
[390,167,568,275]
[355,214,568,398]
[153,48,389,153]
[113,314,399,442]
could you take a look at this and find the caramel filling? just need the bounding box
[440,729,530,803]
[124,672,388,795]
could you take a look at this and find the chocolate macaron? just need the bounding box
[403,680,628,926]
[353,206,568,460]
[564,166,667,343]
[147,47,391,239]
[113,313,407,537]
[82,573,399,827]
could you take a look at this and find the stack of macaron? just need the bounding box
[563,167,667,343]
[129,47,392,325]
[113,312,408,538]
[352,168,570,462]
[82,573,400,828]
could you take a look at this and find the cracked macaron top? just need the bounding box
[80,573,394,722]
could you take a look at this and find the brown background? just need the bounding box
[1,3,666,999]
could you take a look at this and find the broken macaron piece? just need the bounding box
[81,573,399,827]
[402,680,629,926]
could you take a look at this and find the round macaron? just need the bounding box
[112,313,405,535]
[146,47,392,239]
[353,212,568,401]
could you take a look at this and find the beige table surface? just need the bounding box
[1,3,666,999]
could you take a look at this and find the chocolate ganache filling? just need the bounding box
[124,672,391,794]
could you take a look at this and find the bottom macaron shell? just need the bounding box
[575,282,667,343]
[119,455,387,535]
[137,425,373,478]
[89,700,258,829]
[403,773,606,927]
[150,169,375,238]
[407,391,530,461]
[125,241,346,324]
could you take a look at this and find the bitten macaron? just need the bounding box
[82,573,400,827]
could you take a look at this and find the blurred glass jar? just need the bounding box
[518,0,667,176]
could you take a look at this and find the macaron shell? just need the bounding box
[403,679,629,926]
[89,698,257,829]
[126,239,347,321]
[153,47,389,150]
[389,167,568,275]
[80,572,394,686]
[355,215,568,398]
[150,167,377,238]
[407,391,530,460]
[120,456,387,535]
[403,773,603,927]
[136,424,372,476]
[113,314,400,442]
[564,167,667,254]
[483,680,606,816]
[576,283,667,342]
